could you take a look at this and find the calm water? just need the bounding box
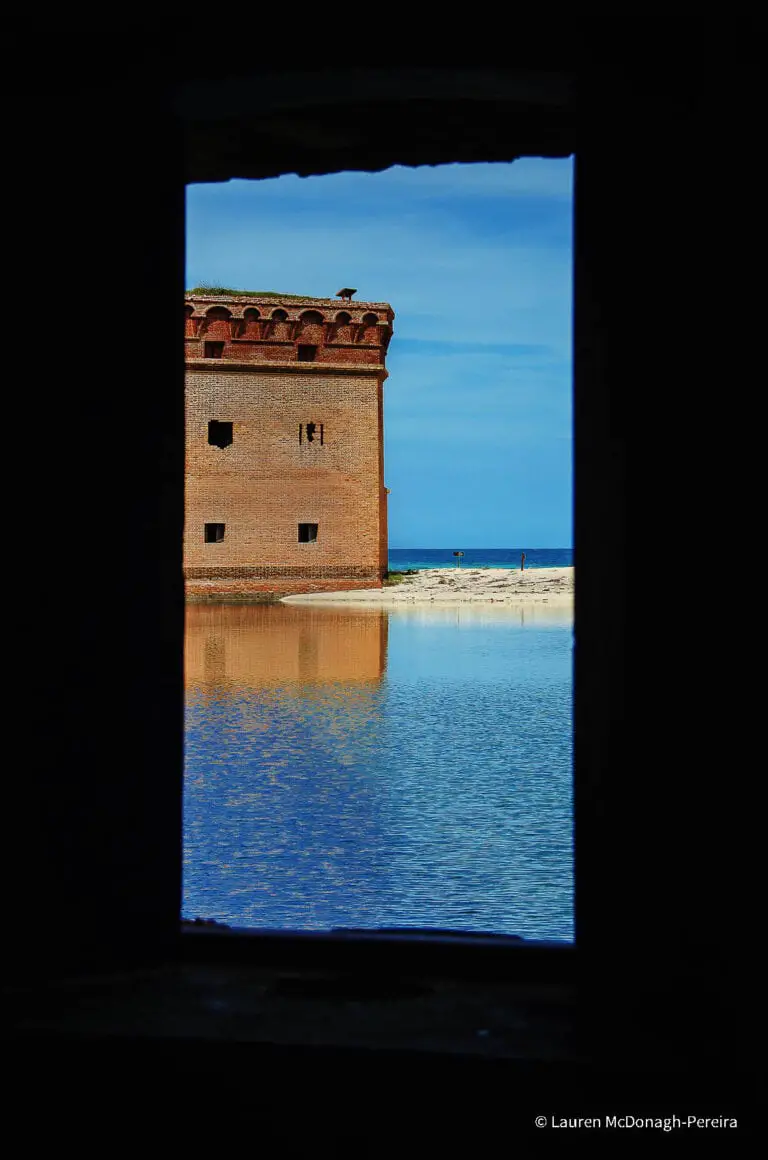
[184,600,573,941]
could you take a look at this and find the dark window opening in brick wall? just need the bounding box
[204,523,225,543]
[204,341,224,359]
[208,420,233,449]
[298,523,318,543]
[297,345,317,362]
[299,423,324,445]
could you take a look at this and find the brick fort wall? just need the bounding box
[184,294,394,599]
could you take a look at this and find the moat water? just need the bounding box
[183,602,573,941]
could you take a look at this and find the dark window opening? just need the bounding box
[208,420,233,449]
[204,523,225,543]
[300,422,324,445]
[298,523,318,543]
[298,345,317,362]
[204,341,224,359]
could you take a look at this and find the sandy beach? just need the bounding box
[281,566,574,607]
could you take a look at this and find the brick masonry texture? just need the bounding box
[185,578,383,602]
[184,294,393,599]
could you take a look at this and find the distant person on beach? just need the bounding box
[521,552,526,571]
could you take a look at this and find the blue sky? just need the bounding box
[186,159,573,548]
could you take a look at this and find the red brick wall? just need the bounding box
[184,295,392,597]
[185,341,383,366]
[185,578,383,602]
[377,381,388,575]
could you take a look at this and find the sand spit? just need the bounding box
[281,566,574,607]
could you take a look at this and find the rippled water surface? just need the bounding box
[184,603,573,940]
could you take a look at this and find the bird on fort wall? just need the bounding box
[336,288,357,301]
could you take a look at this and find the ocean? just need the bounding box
[388,547,572,571]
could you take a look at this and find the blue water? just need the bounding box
[184,600,573,941]
[389,547,572,571]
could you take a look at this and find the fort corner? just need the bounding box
[184,292,394,601]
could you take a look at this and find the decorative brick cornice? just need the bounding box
[186,293,394,368]
[185,293,394,324]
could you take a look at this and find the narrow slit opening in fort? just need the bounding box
[184,159,573,941]
[298,422,324,445]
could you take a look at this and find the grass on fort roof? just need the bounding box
[186,284,323,301]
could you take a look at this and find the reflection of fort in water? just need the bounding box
[185,604,388,689]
